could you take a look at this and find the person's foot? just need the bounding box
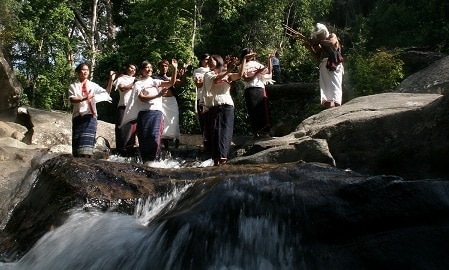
[218,158,227,165]
[163,139,169,150]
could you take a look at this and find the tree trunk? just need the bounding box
[90,0,99,78]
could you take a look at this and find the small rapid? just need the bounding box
[2,183,194,270]
[1,167,306,270]
[106,149,215,169]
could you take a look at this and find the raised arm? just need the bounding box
[160,59,178,88]
[213,55,235,83]
[304,40,322,59]
[175,62,189,87]
[106,70,116,94]
[228,53,254,81]
[267,51,274,74]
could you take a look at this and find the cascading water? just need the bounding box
[4,183,196,270]
[3,151,449,270]
[0,167,305,270]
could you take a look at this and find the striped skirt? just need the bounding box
[244,86,271,135]
[136,110,164,162]
[116,106,137,151]
[72,114,97,157]
[208,104,234,161]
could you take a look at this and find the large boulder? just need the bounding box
[3,159,449,269]
[233,93,449,179]
[0,107,116,231]
[0,49,22,110]
[395,55,449,94]
[0,107,115,149]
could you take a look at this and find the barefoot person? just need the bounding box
[306,23,344,108]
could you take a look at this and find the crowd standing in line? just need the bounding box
[69,22,342,165]
[241,48,274,139]
[192,53,211,152]
[305,23,344,108]
[132,60,178,163]
[68,63,114,158]
[116,60,178,163]
[112,63,137,156]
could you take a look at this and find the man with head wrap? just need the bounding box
[306,23,344,108]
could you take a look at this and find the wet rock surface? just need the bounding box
[2,159,449,269]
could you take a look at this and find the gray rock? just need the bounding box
[234,92,448,179]
[395,55,449,94]
[0,50,22,110]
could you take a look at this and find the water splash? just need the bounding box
[106,154,215,168]
[134,183,193,226]
[0,172,308,270]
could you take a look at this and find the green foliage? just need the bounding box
[281,42,320,83]
[367,0,449,51]
[115,0,195,65]
[10,0,74,110]
[0,0,22,49]
[177,78,199,134]
[4,0,448,137]
[231,81,251,135]
[345,49,404,100]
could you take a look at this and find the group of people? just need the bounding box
[192,50,276,165]
[68,23,343,166]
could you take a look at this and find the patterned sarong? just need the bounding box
[136,110,164,162]
[72,114,97,157]
[244,87,271,134]
[209,104,234,161]
[116,106,137,151]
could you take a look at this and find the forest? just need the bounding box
[0,0,448,135]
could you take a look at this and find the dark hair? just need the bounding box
[241,48,253,60]
[199,53,210,61]
[210,54,224,71]
[122,63,136,75]
[140,60,152,70]
[157,59,170,69]
[75,63,89,73]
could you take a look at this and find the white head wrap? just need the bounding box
[311,23,330,40]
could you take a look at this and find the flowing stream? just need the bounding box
[3,152,448,269]
[0,154,307,270]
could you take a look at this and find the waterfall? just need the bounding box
[1,171,307,270]
[3,154,449,269]
[135,184,193,226]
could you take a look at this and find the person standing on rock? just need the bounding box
[68,63,114,158]
[122,59,178,164]
[241,48,274,139]
[305,23,344,108]
[203,53,252,166]
[153,59,186,150]
[112,63,137,156]
[192,53,211,152]
[272,51,282,84]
